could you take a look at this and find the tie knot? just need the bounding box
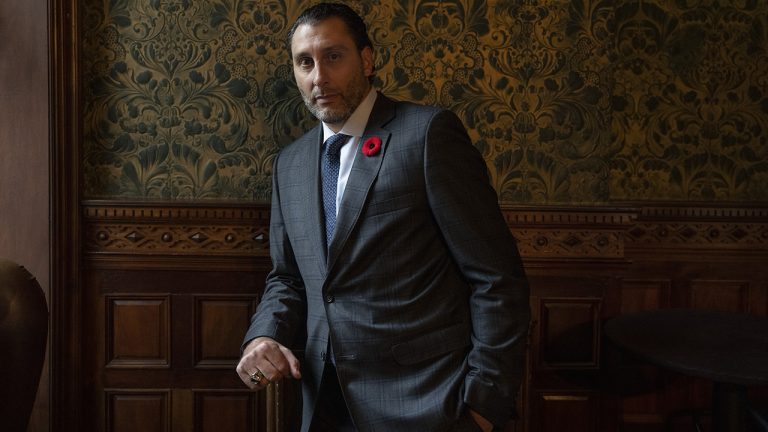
[324,133,349,156]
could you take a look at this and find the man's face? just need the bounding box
[291,17,374,131]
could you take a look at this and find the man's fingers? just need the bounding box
[254,340,291,379]
[279,345,302,379]
[255,359,283,383]
[236,337,301,389]
[236,359,266,390]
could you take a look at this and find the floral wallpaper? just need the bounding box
[81,0,768,203]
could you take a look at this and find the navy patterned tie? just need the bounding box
[321,133,349,248]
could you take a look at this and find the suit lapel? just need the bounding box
[302,126,329,269]
[328,94,396,270]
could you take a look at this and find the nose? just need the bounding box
[312,61,328,87]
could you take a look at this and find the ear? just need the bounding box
[361,46,374,78]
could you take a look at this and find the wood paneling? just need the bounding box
[76,208,274,431]
[619,279,671,314]
[50,0,84,428]
[106,296,170,368]
[61,202,768,432]
[538,299,601,369]
[195,297,258,368]
[194,390,262,432]
[532,392,600,432]
[106,390,170,432]
[689,280,750,312]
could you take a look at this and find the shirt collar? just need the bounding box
[322,88,378,142]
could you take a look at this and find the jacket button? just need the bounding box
[325,294,334,303]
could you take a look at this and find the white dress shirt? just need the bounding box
[321,88,378,217]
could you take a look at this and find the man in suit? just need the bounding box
[236,3,530,431]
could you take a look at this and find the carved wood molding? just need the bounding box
[86,223,269,255]
[83,201,271,269]
[83,202,768,268]
[83,203,272,222]
[502,206,636,260]
[627,204,768,253]
[638,205,768,220]
[513,229,625,260]
[502,206,637,227]
[627,222,768,248]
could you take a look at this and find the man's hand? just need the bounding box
[469,409,493,432]
[236,337,301,390]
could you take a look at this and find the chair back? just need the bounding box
[0,259,48,431]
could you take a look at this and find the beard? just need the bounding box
[300,67,370,125]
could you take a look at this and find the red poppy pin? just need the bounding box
[362,136,382,157]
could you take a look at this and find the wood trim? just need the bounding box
[50,0,83,429]
[637,204,768,220]
[82,201,272,221]
[82,203,270,256]
[82,201,272,271]
[81,202,768,267]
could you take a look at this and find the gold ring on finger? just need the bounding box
[249,369,264,384]
[250,368,270,385]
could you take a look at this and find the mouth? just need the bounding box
[313,92,339,106]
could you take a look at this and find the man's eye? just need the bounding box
[328,53,341,61]
[297,57,313,68]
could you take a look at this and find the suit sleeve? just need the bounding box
[423,109,530,428]
[242,154,307,350]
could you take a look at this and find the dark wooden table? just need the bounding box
[604,309,768,431]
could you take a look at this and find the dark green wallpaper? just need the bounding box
[81,0,768,203]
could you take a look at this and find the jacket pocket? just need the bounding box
[365,191,416,216]
[391,322,471,365]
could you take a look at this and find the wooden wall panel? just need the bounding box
[107,296,170,368]
[619,279,671,314]
[194,391,261,432]
[538,299,601,369]
[85,269,272,432]
[78,204,274,431]
[611,277,672,431]
[106,390,170,432]
[532,393,599,432]
[688,280,750,312]
[72,202,768,432]
[195,297,258,368]
[616,367,665,431]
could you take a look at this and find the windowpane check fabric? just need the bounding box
[321,133,350,248]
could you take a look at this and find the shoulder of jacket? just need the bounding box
[278,126,320,157]
[392,99,442,115]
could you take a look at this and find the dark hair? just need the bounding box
[287,3,373,53]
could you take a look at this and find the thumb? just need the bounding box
[281,346,302,379]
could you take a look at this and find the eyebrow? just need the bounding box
[292,44,352,60]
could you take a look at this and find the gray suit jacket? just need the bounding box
[244,94,530,431]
